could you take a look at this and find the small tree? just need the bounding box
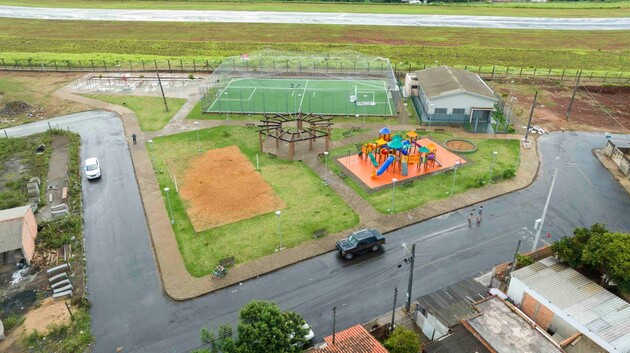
[552,223,607,268]
[384,326,420,353]
[516,254,534,267]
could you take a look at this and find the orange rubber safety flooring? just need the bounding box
[336,138,467,189]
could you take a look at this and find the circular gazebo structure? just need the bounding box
[258,113,333,160]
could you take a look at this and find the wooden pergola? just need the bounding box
[257,113,333,160]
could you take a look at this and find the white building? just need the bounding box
[405,66,499,133]
[508,257,630,353]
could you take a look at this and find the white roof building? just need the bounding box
[508,257,630,353]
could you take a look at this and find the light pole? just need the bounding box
[323,151,329,186]
[195,121,201,152]
[488,151,498,184]
[224,92,229,120]
[390,178,398,214]
[531,157,559,252]
[428,103,434,131]
[506,96,517,128]
[275,210,284,251]
[434,60,439,67]
[403,102,407,126]
[147,139,155,170]
[450,160,460,197]
[164,187,174,224]
[355,114,359,127]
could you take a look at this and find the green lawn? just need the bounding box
[83,94,185,131]
[1,0,628,17]
[328,132,520,213]
[150,126,359,277]
[1,20,629,72]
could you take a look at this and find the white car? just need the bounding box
[84,158,101,180]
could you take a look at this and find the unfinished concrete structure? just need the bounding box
[0,205,38,265]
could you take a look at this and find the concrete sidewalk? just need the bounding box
[57,87,540,300]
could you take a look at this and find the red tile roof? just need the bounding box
[313,324,389,353]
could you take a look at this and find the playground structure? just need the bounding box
[72,73,199,93]
[337,128,467,189]
[258,113,333,161]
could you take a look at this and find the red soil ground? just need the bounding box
[179,146,285,232]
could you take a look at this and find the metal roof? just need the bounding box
[424,323,491,353]
[413,66,498,100]
[416,278,490,327]
[0,205,31,253]
[512,257,630,353]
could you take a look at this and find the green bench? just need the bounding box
[313,229,327,239]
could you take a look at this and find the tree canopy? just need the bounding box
[384,326,420,353]
[552,223,630,290]
[224,300,309,353]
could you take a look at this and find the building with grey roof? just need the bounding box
[404,66,499,133]
[414,278,489,340]
[508,256,630,353]
[423,323,492,353]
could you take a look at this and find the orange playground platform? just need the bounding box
[337,138,466,189]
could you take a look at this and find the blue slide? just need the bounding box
[375,155,395,176]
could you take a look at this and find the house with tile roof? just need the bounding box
[311,324,389,353]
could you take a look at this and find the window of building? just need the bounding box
[453,108,466,115]
[434,108,448,114]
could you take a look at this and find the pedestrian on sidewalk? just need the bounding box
[132,133,137,145]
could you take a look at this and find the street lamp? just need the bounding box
[195,121,201,152]
[390,178,398,214]
[428,104,434,131]
[450,160,461,197]
[224,92,229,120]
[355,114,359,127]
[164,187,174,224]
[275,210,284,251]
[506,96,517,128]
[403,102,408,126]
[147,139,155,170]
[434,60,439,67]
[531,156,560,252]
[324,151,330,184]
[488,151,498,184]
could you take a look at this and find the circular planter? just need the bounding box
[444,139,477,153]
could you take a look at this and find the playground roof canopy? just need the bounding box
[413,66,498,100]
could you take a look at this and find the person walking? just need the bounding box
[477,205,483,224]
[132,133,137,145]
[467,208,475,225]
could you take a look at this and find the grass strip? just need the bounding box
[0,0,628,17]
[150,126,359,277]
[82,94,186,131]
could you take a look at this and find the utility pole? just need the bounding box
[531,160,559,252]
[405,243,416,312]
[566,70,582,121]
[156,70,169,112]
[390,288,398,332]
[506,239,522,287]
[332,307,337,345]
[524,91,537,142]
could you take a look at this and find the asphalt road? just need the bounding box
[4,114,630,353]
[1,5,630,30]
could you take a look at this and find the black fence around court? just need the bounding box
[2,57,629,85]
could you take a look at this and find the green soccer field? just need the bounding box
[203,78,395,116]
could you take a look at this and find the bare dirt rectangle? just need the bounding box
[179,145,285,232]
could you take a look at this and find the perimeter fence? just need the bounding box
[2,57,629,85]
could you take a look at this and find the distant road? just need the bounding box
[1,5,630,30]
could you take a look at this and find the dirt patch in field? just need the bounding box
[20,297,71,335]
[179,145,285,232]
[446,139,475,152]
[0,72,89,128]
[494,81,630,133]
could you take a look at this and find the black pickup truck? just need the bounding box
[336,229,385,260]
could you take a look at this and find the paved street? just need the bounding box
[4,114,630,353]
[1,5,630,30]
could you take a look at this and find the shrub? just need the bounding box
[516,254,534,267]
[384,326,420,353]
[502,168,516,179]
[3,313,25,331]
